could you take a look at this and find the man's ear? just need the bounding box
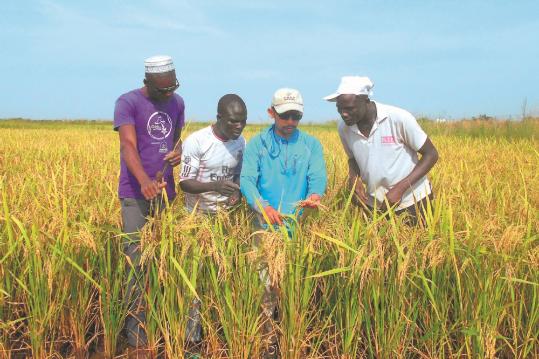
[267,107,275,119]
[357,95,370,105]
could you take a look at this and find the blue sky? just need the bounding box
[1,0,538,122]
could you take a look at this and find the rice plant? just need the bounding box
[0,119,537,358]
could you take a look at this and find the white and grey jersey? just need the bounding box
[180,126,245,213]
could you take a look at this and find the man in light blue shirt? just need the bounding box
[240,88,327,226]
[240,88,327,359]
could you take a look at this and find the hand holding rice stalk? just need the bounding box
[155,138,182,184]
[226,188,242,206]
[295,194,327,210]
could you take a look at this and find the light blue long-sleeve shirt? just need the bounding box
[240,125,327,216]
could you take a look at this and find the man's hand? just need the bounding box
[263,206,283,225]
[226,189,242,206]
[349,176,368,206]
[163,148,182,167]
[141,178,167,200]
[213,181,240,197]
[299,194,322,208]
[385,183,406,208]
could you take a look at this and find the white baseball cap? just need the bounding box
[144,55,175,74]
[272,88,304,114]
[323,76,374,102]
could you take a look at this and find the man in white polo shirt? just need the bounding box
[324,76,439,224]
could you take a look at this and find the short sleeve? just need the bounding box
[113,97,135,131]
[179,135,201,181]
[398,111,427,152]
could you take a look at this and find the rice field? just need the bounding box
[0,119,538,358]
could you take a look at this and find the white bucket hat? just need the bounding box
[323,76,374,102]
[272,88,304,114]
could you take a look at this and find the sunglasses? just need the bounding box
[150,79,180,94]
[275,108,302,121]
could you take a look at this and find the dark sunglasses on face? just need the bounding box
[275,108,302,121]
[151,79,180,94]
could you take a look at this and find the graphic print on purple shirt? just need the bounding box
[114,89,185,200]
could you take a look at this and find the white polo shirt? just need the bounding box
[180,126,245,213]
[338,102,432,210]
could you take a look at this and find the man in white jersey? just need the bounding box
[178,94,246,357]
[325,76,439,224]
[180,94,247,213]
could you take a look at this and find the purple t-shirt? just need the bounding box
[114,89,185,200]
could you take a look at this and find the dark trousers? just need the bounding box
[121,197,203,348]
[368,194,434,226]
[252,216,284,355]
[120,197,165,347]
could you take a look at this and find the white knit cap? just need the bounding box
[144,55,175,74]
[323,76,374,102]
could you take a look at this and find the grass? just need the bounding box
[0,119,537,358]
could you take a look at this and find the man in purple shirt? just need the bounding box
[113,55,184,353]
